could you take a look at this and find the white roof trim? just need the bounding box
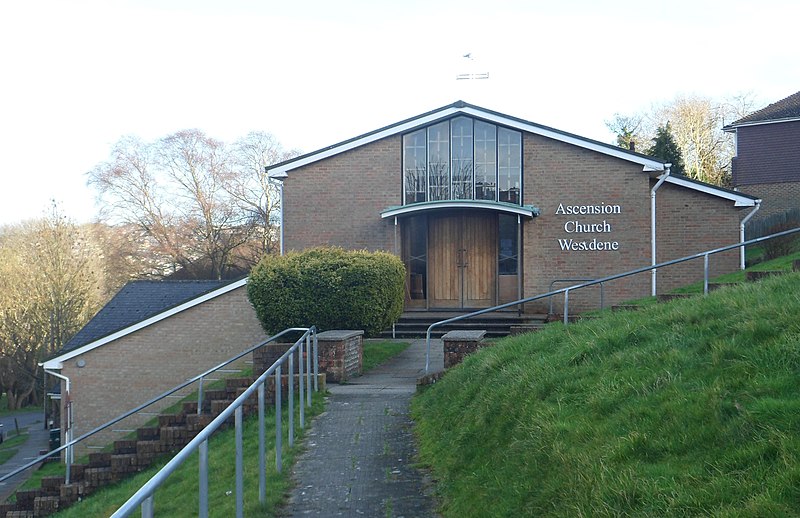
[267,104,666,178]
[381,200,537,219]
[724,116,800,131]
[41,278,249,370]
[664,176,758,207]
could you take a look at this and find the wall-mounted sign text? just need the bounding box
[555,203,621,252]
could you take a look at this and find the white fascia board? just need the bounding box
[267,105,666,178]
[724,116,800,132]
[268,106,464,178]
[664,176,758,207]
[41,278,249,370]
[456,107,667,172]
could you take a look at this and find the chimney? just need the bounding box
[629,141,636,152]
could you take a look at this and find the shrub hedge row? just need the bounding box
[247,247,405,337]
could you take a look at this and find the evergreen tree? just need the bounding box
[647,123,685,176]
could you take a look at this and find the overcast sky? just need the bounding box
[1,0,798,226]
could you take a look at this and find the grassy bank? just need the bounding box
[412,272,800,516]
[53,393,324,517]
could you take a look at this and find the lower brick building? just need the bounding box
[41,279,267,456]
[268,101,760,314]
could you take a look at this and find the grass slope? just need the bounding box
[412,273,800,517]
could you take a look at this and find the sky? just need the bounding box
[1,0,798,226]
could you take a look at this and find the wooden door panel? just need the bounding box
[463,214,496,307]
[428,212,497,309]
[429,215,460,307]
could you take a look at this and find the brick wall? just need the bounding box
[655,182,743,293]
[737,181,800,221]
[58,286,267,455]
[522,133,652,313]
[282,136,401,253]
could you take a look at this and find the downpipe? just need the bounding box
[44,369,73,483]
[739,200,761,270]
[650,164,671,297]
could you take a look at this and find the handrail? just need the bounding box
[0,327,312,487]
[547,278,605,316]
[425,226,800,372]
[112,327,319,518]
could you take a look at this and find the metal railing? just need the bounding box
[425,226,800,372]
[0,327,317,489]
[112,326,319,518]
[547,278,605,316]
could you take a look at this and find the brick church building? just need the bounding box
[268,101,759,314]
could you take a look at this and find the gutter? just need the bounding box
[650,164,672,297]
[739,200,762,269]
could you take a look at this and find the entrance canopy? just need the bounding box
[381,200,540,219]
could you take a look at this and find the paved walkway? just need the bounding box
[284,339,443,517]
[0,411,49,502]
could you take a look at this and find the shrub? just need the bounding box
[247,247,405,337]
[763,219,800,260]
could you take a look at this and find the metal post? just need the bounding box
[275,364,282,473]
[258,382,266,503]
[704,253,710,295]
[305,334,312,407]
[563,289,570,325]
[288,352,294,447]
[235,406,243,518]
[313,332,319,392]
[142,495,154,518]
[299,343,305,429]
[197,377,204,415]
[199,440,208,518]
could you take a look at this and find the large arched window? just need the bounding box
[402,117,521,205]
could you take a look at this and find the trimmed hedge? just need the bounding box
[247,247,405,337]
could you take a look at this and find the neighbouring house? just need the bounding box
[41,278,267,455]
[268,101,760,315]
[724,90,800,222]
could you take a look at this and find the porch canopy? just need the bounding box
[381,199,540,219]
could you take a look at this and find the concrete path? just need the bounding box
[284,339,443,517]
[0,411,49,502]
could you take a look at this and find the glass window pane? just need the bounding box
[498,214,518,275]
[427,121,450,201]
[403,129,426,203]
[474,121,497,201]
[498,127,521,204]
[450,117,473,199]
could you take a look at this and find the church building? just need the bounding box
[268,101,759,314]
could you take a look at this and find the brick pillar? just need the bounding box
[442,330,487,368]
[316,330,364,382]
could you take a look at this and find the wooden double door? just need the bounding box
[428,213,497,308]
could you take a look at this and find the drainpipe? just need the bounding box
[739,200,761,270]
[279,180,285,256]
[651,164,672,297]
[44,369,73,483]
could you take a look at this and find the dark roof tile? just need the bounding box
[729,91,800,126]
[61,280,228,353]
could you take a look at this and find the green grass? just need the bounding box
[0,430,29,465]
[362,340,410,372]
[672,249,800,294]
[412,272,800,517]
[53,392,325,517]
[0,394,42,416]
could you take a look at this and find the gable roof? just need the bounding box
[268,100,758,207]
[725,91,800,129]
[43,278,247,369]
[267,100,668,178]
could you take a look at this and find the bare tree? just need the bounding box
[0,205,102,409]
[225,131,300,263]
[607,92,758,186]
[89,129,295,279]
